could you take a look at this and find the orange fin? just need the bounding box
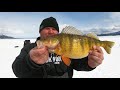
[61,56,71,66]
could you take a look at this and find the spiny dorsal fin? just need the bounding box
[61,26,83,35]
[86,32,99,40]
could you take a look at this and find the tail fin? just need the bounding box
[102,41,115,54]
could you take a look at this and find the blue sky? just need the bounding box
[0,12,120,38]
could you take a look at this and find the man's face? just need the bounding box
[40,27,59,39]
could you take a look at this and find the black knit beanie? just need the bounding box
[39,17,59,32]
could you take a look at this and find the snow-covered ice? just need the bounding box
[73,36,120,78]
[0,36,120,78]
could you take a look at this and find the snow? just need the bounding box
[0,39,35,78]
[73,36,120,78]
[0,36,119,78]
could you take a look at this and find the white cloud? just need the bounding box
[7,29,24,34]
[59,24,69,33]
[81,12,120,34]
[104,12,120,26]
[1,12,120,38]
[0,23,24,36]
[109,12,120,20]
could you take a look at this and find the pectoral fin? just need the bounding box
[61,56,71,66]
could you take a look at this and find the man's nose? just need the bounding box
[49,28,54,33]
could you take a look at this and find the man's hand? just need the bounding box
[88,46,104,68]
[29,45,49,64]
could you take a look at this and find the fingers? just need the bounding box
[88,55,103,65]
[89,50,104,60]
[88,50,104,68]
[92,46,104,54]
[29,46,49,64]
[36,40,44,49]
[32,45,48,56]
[88,57,101,68]
[89,46,104,61]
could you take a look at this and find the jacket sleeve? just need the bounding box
[12,44,45,78]
[70,57,96,71]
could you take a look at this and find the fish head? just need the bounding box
[42,37,59,49]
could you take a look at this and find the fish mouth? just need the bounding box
[48,46,56,53]
[48,46,56,50]
[48,44,58,50]
[48,43,60,53]
[48,40,59,49]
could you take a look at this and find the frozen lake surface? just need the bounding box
[0,36,119,78]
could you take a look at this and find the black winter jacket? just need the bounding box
[12,37,95,78]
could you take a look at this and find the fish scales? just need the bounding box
[53,34,102,58]
[37,26,115,66]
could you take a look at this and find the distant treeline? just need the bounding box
[98,31,120,36]
[0,35,15,39]
[1,30,120,39]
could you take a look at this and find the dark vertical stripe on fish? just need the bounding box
[88,37,92,50]
[80,36,84,54]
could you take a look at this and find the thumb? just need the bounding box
[93,45,96,50]
[36,40,44,49]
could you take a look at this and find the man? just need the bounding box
[12,17,104,78]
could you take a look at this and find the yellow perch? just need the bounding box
[37,26,115,66]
